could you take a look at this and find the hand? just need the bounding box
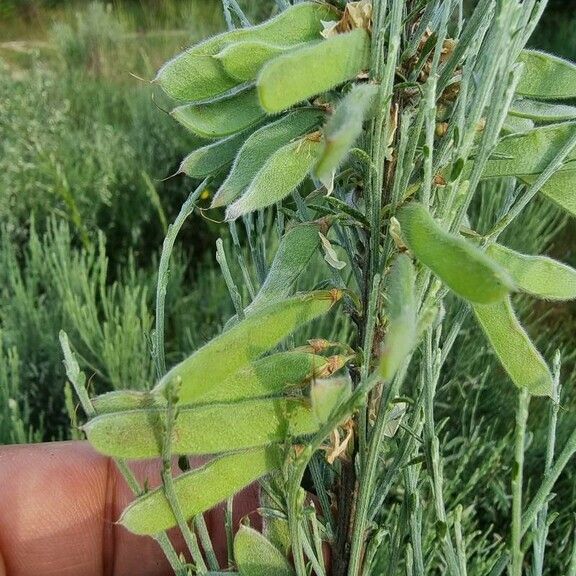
[0,441,260,576]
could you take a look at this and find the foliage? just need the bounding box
[61,1,576,576]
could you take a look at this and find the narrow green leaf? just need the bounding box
[520,170,576,217]
[487,243,576,301]
[314,83,378,188]
[473,298,553,396]
[153,290,341,405]
[172,88,266,139]
[247,222,323,312]
[179,130,250,178]
[257,29,371,113]
[379,254,417,380]
[517,50,576,101]
[154,2,338,101]
[84,397,320,459]
[397,203,515,304]
[225,136,322,220]
[216,41,297,82]
[120,447,281,535]
[234,525,294,576]
[212,109,325,208]
[509,99,576,123]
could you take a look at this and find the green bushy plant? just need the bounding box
[60,1,576,575]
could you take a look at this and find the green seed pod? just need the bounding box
[247,222,323,313]
[487,243,576,301]
[520,170,576,217]
[310,374,352,424]
[517,50,576,101]
[200,351,333,404]
[378,254,417,381]
[257,29,371,113]
[153,290,341,405]
[501,114,534,135]
[234,525,295,576]
[172,88,265,139]
[92,390,164,414]
[509,99,576,123]
[179,130,251,178]
[397,203,515,304]
[483,122,576,179]
[154,2,338,102]
[212,109,325,208]
[225,136,322,220]
[120,446,281,535]
[84,397,320,459]
[315,83,378,187]
[216,41,297,82]
[473,298,553,397]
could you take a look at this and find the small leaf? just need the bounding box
[314,83,378,187]
[153,290,341,405]
[257,29,371,113]
[487,243,576,301]
[179,130,251,178]
[473,297,553,397]
[509,99,576,123]
[84,397,321,459]
[212,109,325,208]
[397,203,515,304]
[120,447,281,535]
[172,88,266,139]
[154,2,338,101]
[247,222,324,312]
[234,525,295,576]
[379,254,417,380]
[517,50,576,101]
[225,136,322,220]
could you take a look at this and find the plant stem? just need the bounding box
[511,388,530,576]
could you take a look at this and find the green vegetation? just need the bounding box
[1,1,576,575]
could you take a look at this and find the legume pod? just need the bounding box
[120,446,281,535]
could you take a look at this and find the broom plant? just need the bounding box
[62,0,576,574]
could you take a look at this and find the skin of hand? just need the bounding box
[0,441,260,576]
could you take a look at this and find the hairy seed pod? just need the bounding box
[172,88,265,139]
[154,2,338,101]
[379,254,417,381]
[225,136,322,220]
[517,49,576,101]
[310,374,352,424]
[483,122,576,179]
[397,203,514,304]
[120,447,281,535]
[152,290,341,405]
[215,41,297,82]
[247,222,324,313]
[257,29,371,113]
[509,99,576,123]
[84,397,320,459]
[92,390,162,414]
[212,109,325,208]
[487,243,576,301]
[234,525,295,576]
[315,83,378,187]
[520,170,576,217]
[179,130,252,177]
[473,298,553,396]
